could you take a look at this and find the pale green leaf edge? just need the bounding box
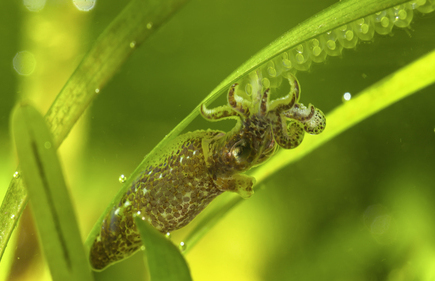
[182,48,435,254]
[12,103,93,281]
[0,0,189,261]
[84,0,412,253]
[135,217,192,281]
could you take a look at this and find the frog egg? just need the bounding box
[335,24,359,49]
[308,38,327,63]
[319,31,343,57]
[351,17,375,41]
[288,43,312,71]
[391,4,414,28]
[416,0,435,14]
[281,52,292,69]
[261,77,271,89]
[266,61,277,78]
[372,10,395,35]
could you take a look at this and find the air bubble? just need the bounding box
[342,92,352,102]
[179,241,186,251]
[73,0,96,12]
[119,174,127,183]
[13,51,36,76]
[165,232,171,239]
[13,171,20,179]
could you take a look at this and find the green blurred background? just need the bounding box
[1,0,435,280]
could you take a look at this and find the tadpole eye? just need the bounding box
[231,139,251,163]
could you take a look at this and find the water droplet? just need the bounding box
[342,92,352,102]
[165,232,171,239]
[10,214,15,219]
[130,41,136,48]
[13,171,20,179]
[13,51,36,76]
[147,22,153,29]
[119,174,127,183]
[23,0,46,12]
[44,141,52,149]
[95,88,100,94]
[179,241,186,251]
[73,0,96,12]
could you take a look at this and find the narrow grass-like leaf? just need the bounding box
[11,103,93,281]
[85,0,409,253]
[135,217,192,281]
[0,0,189,259]
[182,48,435,254]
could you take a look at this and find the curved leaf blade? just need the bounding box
[0,0,189,260]
[135,217,192,281]
[11,103,93,281]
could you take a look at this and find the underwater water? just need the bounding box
[0,0,435,280]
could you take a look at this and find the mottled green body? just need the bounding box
[90,130,227,269]
[90,72,326,270]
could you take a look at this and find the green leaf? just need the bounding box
[11,103,93,281]
[135,217,192,281]
[0,0,189,260]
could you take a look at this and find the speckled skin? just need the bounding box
[89,73,326,270]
